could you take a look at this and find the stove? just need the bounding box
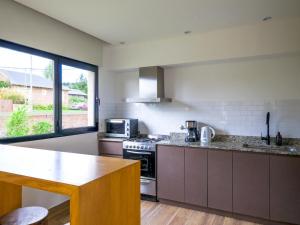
[122,135,164,200]
[123,137,163,152]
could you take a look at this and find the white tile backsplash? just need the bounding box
[109,99,300,138]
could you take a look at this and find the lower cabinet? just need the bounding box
[157,145,300,224]
[157,145,185,202]
[185,147,207,207]
[98,140,123,156]
[270,155,300,225]
[207,150,233,212]
[233,152,269,219]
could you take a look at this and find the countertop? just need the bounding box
[157,139,300,156]
[0,144,136,187]
[97,132,300,156]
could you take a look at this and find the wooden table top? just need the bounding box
[0,144,137,187]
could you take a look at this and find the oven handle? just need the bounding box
[141,178,152,184]
[107,119,124,123]
[126,150,152,155]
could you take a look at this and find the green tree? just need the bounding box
[0,89,25,104]
[62,74,88,93]
[6,106,29,137]
[70,74,88,93]
[32,121,53,135]
[0,81,10,88]
[44,63,54,80]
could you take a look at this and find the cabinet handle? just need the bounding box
[127,150,151,155]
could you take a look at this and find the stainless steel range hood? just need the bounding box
[126,66,172,103]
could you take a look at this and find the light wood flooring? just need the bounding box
[48,200,260,225]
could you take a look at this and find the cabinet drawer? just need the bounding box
[98,141,123,156]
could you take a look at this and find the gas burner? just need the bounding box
[126,137,162,143]
[123,135,165,152]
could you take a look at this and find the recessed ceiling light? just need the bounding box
[120,42,126,45]
[262,16,272,21]
[184,31,192,35]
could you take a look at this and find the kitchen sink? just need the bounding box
[242,143,279,149]
[284,146,300,153]
[242,143,300,153]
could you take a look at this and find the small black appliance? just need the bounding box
[184,120,199,142]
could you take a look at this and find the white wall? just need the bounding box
[12,133,98,155]
[0,0,104,65]
[98,69,117,131]
[103,17,300,70]
[103,16,300,138]
[113,54,300,138]
[0,0,106,209]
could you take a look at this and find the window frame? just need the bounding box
[0,39,99,144]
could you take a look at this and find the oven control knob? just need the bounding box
[129,145,132,148]
[125,145,128,148]
[141,146,144,149]
[137,146,140,149]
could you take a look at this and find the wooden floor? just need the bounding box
[48,200,260,225]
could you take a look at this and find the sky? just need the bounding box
[0,47,92,83]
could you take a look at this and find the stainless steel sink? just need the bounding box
[242,143,278,149]
[284,146,300,153]
[242,143,300,153]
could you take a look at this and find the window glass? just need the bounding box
[0,41,98,143]
[0,47,54,138]
[61,65,95,129]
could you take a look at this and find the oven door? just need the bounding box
[123,149,155,179]
[105,119,127,137]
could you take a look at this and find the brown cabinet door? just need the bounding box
[185,147,207,207]
[208,150,233,212]
[270,155,300,224]
[233,152,269,219]
[157,145,185,202]
[98,141,123,156]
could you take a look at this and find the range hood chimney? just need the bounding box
[126,66,172,103]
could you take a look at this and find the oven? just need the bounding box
[123,147,157,198]
[105,119,138,138]
[123,149,155,178]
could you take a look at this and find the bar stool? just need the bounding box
[0,206,48,225]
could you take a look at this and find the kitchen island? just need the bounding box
[0,145,140,225]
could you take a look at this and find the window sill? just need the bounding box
[0,128,98,144]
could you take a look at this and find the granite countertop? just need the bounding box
[97,131,300,156]
[157,134,300,156]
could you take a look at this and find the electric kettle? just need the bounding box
[200,126,216,143]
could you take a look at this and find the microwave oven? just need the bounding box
[105,119,138,138]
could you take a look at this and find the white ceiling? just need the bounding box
[15,0,300,45]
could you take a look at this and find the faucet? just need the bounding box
[261,112,271,145]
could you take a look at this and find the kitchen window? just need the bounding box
[0,39,99,143]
